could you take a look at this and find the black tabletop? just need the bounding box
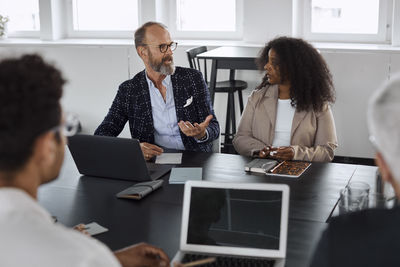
[38,149,377,266]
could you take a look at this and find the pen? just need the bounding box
[181,257,216,267]
[269,160,285,173]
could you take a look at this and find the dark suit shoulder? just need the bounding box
[173,66,202,78]
[329,207,400,233]
[320,207,400,267]
[117,70,147,93]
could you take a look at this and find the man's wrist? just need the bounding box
[195,129,209,142]
[196,132,207,141]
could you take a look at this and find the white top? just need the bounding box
[272,99,295,147]
[0,188,121,267]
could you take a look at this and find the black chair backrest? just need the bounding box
[186,46,208,81]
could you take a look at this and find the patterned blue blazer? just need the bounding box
[94,67,220,152]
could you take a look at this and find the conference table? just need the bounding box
[38,148,378,267]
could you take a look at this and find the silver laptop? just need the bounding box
[68,134,172,181]
[172,181,289,267]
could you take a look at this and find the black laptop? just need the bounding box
[68,135,172,181]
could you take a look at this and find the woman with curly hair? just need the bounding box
[233,37,337,162]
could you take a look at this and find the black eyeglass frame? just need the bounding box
[142,42,178,53]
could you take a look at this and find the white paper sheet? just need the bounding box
[84,222,108,236]
[155,153,183,164]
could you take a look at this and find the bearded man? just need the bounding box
[95,22,219,159]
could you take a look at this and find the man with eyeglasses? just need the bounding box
[0,54,169,267]
[309,75,400,267]
[95,22,220,160]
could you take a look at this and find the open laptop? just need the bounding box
[172,181,290,267]
[68,134,172,181]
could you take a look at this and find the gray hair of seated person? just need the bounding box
[368,73,400,180]
[134,21,168,48]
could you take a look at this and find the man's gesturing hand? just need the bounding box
[178,115,213,140]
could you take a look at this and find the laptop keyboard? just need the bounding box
[182,253,275,267]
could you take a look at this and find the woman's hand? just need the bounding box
[259,146,294,160]
[259,146,272,158]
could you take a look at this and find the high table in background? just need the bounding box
[38,148,377,267]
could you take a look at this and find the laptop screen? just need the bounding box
[187,187,282,250]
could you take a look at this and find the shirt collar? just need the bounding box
[145,71,171,88]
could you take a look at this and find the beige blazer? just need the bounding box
[233,85,338,162]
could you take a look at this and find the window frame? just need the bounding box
[3,0,41,38]
[65,0,141,39]
[7,30,40,38]
[168,0,243,40]
[301,0,392,43]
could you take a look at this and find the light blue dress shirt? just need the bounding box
[146,74,186,150]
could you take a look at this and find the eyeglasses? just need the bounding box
[143,42,178,53]
[51,112,80,137]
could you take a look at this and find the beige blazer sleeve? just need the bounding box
[291,105,338,162]
[233,90,270,156]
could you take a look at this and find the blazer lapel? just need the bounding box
[261,85,279,130]
[291,110,308,140]
[171,72,189,121]
[138,71,154,136]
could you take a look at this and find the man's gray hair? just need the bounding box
[368,73,400,180]
[134,21,168,48]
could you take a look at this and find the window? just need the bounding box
[68,0,139,38]
[0,0,40,37]
[300,0,391,43]
[170,0,243,39]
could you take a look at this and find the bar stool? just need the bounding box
[186,46,248,153]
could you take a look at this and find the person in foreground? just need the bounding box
[309,74,400,267]
[233,37,337,162]
[95,22,219,160]
[0,54,169,267]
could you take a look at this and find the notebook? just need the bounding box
[68,134,172,181]
[116,180,164,200]
[172,181,290,267]
[245,158,279,173]
[245,159,311,178]
[169,167,202,184]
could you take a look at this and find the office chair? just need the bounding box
[186,46,247,154]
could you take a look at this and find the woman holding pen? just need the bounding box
[233,37,337,162]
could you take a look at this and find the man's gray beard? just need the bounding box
[159,62,175,76]
[149,58,175,76]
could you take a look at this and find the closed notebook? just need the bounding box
[116,180,164,200]
[245,158,279,173]
[169,167,202,184]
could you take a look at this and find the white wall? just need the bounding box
[0,0,397,159]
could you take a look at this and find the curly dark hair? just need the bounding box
[0,54,64,172]
[256,36,335,112]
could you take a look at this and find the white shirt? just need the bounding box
[272,99,296,147]
[0,188,121,267]
[146,74,186,150]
